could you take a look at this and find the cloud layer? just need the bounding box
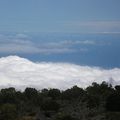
[0,34,76,54]
[0,56,120,90]
[0,33,105,54]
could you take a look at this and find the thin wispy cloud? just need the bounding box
[0,33,74,54]
[65,21,120,33]
[0,33,101,54]
[0,41,76,54]
[76,21,120,27]
[0,33,112,54]
[60,40,96,45]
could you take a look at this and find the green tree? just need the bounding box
[106,92,120,112]
[0,87,16,104]
[62,85,84,100]
[48,88,61,99]
[115,85,120,92]
[0,103,17,120]
[24,87,38,99]
[41,98,60,111]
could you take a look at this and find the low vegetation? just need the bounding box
[0,81,120,120]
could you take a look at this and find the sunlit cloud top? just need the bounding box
[0,56,120,90]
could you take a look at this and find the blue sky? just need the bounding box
[0,0,120,32]
[0,32,120,68]
[0,0,120,68]
[0,0,120,89]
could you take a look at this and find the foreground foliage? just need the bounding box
[0,81,120,120]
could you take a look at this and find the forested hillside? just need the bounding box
[0,81,120,120]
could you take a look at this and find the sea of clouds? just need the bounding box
[0,56,120,90]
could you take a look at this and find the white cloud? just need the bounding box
[0,43,76,54]
[0,34,95,54]
[0,37,74,54]
[15,33,29,39]
[0,56,120,90]
[60,40,96,46]
[0,32,112,54]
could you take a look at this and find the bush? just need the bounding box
[0,103,17,120]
